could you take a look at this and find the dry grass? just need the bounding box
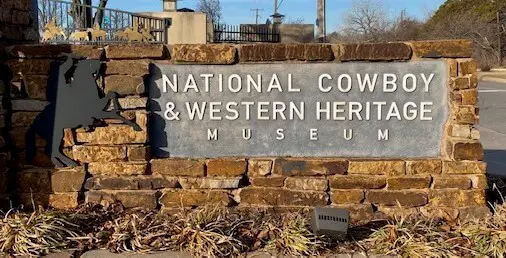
[3,199,506,257]
[262,213,326,257]
[0,209,80,256]
[170,206,249,257]
[360,183,506,258]
[459,186,506,258]
[106,211,176,253]
[364,217,469,258]
[460,221,506,258]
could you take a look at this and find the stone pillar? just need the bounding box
[0,0,39,209]
[4,44,106,210]
[0,56,10,208]
[0,0,39,44]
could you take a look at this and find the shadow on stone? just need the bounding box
[485,149,506,205]
[25,55,141,168]
[0,61,16,209]
[148,64,169,158]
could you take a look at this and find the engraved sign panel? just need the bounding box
[149,62,448,158]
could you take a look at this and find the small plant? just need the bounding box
[262,213,326,257]
[460,185,506,258]
[480,63,492,72]
[171,206,249,257]
[460,220,506,258]
[365,216,462,258]
[106,211,176,253]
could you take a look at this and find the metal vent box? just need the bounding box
[311,207,350,239]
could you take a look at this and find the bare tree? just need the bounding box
[341,0,391,43]
[70,0,90,28]
[195,0,222,24]
[71,0,108,29]
[390,10,424,41]
[38,0,62,31]
[284,17,305,24]
[94,0,108,27]
[331,0,500,69]
[424,11,499,69]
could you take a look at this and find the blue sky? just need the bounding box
[104,0,445,31]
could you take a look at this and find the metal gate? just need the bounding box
[213,24,280,43]
[38,0,170,44]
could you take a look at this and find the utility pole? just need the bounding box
[498,11,503,66]
[317,0,326,42]
[400,9,406,23]
[251,8,263,24]
[271,0,284,24]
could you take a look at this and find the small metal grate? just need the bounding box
[318,215,348,223]
[311,207,350,240]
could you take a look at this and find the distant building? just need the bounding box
[240,23,315,43]
[177,8,195,12]
[137,0,209,44]
[271,13,285,25]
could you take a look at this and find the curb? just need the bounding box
[44,250,401,258]
[479,76,506,84]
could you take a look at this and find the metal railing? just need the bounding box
[38,0,170,44]
[214,24,280,43]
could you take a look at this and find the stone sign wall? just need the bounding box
[0,41,489,222]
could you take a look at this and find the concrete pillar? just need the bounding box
[272,13,284,25]
[163,0,177,12]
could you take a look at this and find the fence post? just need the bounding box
[164,18,171,44]
[32,0,40,42]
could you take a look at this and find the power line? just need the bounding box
[251,8,263,24]
[277,0,285,9]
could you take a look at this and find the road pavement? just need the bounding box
[478,81,506,177]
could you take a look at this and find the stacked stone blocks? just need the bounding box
[0,0,37,44]
[1,40,488,222]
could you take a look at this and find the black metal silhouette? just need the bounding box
[26,54,141,167]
